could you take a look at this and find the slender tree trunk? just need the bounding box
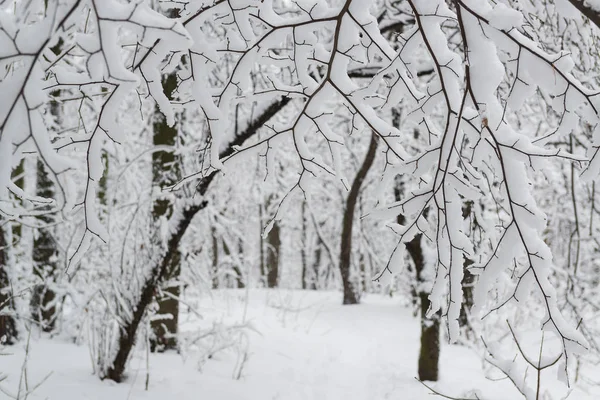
[222,237,244,288]
[265,219,280,288]
[2,161,24,344]
[458,201,475,337]
[339,132,378,305]
[149,70,181,352]
[417,288,440,381]
[211,226,219,289]
[400,210,440,381]
[29,36,64,332]
[258,205,266,283]
[30,160,59,332]
[0,226,17,344]
[105,96,290,382]
[301,201,309,289]
[235,239,245,288]
[310,246,320,290]
[395,176,440,381]
[459,257,474,333]
[406,235,440,382]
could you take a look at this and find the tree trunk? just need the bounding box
[105,96,290,382]
[149,71,181,352]
[222,237,244,288]
[211,226,219,289]
[391,101,441,377]
[265,220,280,288]
[339,132,378,305]
[418,290,440,381]
[459,201,475,338]
[235,239,245,289]
[395,176,440,381]
[29,36,64,333]
[258,204,266,281]
[30,160,59,332]
[0,226,17,344]
[310,246,320,290]
[301,200,309,290]
[406,234,440,381]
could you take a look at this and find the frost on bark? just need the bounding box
[339,132,378,305]
[150,71,181,353]
[0,226,17,345]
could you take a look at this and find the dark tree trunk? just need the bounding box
[310,246,320,290]
[258,204,266,281]
[458,201,475,337]
[418,291,440,381]
[30,37,64,333]
[395,153,440,381]
[31,70,62,332]
[339,132,378,305]
[459,257,474,333]
[301,201,309,290]
[105,96,290,382]
[211,226,219,289]
[0,227,17,344]
[405,233,440,381]
[149,254,181,353]
[265,220,280,288]
[234,240,245,289]
[149,71,181,353]
[31,160,59,332]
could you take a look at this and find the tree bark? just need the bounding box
[339,132,378,305]
[222,237,244,288]
[30,160,59,332]
[0,226,17,344]
[301,200,309,289]
[265,218,280,288]
[150,71,181,352]
[311,246,321,290]
[105,96,290,382]
[418,290,440,381]
[405,234,440,381]
[29,36,64,333]
[211,226,219,289]
[401,215,440,381]
[395,159,439,381]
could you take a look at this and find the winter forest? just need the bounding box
[1,0,600,399]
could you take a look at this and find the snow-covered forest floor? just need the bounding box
[1,289,597,400]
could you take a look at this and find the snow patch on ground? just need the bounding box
[1,290,597,399]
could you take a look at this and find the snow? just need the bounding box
[3,289,587,400]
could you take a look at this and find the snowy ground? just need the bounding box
[0,289,597,400]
